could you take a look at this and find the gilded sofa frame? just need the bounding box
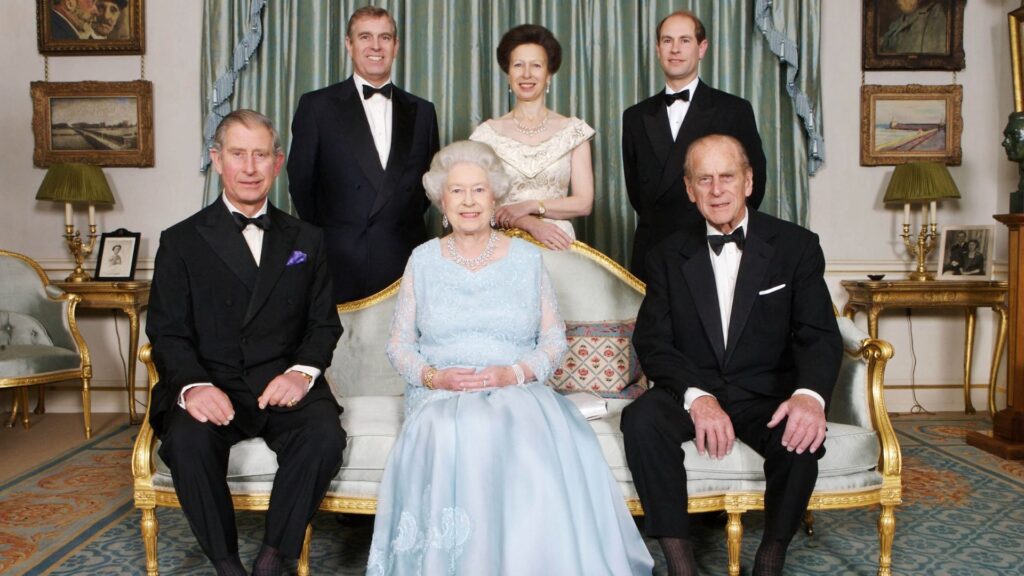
[0,249,93,437]
[131,238,900,576]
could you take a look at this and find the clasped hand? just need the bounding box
[184,371,310,426]
[432,366,512,391]
[494,202,534,228]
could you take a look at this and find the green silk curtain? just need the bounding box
[201,0,822,268]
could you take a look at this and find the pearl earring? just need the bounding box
[490,215,497,228]
[442,214,449,228]
[546,85,550,94]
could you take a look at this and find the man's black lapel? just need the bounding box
[370,87,417,218]
[680,230,726,365]
[724,212,775,367]
[653,81,715,205]
[196,200,257,291]
[244,206,299,326]
[332,78,385,194]
[642,95,673,171]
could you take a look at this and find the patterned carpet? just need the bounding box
[2,413,1023,575]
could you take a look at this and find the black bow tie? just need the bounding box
[233,212,271,231]
[664,89,690,105]
[362,83,393,100]
[707,227,745,255]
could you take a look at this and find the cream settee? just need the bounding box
[132,239,901,576]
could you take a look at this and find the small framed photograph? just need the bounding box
[94,228,140,280]
[937,225,995,280]
[31,80,154,167]
[862,0,965,70]
[37,0,144,55]
[860,84,963,166]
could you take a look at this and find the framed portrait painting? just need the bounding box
[31,80,154,167]
[94,228,140,281]
[862,0,965,70]
[937,225,996,280]
[37,0,145,55]
[860,84,963,166]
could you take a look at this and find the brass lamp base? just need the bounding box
[906,270,935,281]
[901,222,937,282]
[63,224,97,283]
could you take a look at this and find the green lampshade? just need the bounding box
[883,162,961,204]
[35,163,115,205]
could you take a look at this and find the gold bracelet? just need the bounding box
[423,367,438,389]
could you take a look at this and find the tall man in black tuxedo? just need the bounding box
[147,110,345,576]
[288,6,440,304]
[622,10,766,282]
[621,135,841,576]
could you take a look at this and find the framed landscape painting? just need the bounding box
[31,80,154,167]
[860,84,962,166]
[862,0,965,70]
[37,0,145,55]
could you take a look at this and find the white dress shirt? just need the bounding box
[666,77,700,141]
[176,197,320,409]
[354,73,393,168]
[683,213,825,411]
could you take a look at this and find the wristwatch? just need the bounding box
[537,200,546,216]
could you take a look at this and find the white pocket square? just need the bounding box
[758,284,786,296]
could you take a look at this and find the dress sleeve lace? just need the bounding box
[386,262,430,387]
[518,263,568,383]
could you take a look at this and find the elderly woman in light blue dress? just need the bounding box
[367,140,653,576]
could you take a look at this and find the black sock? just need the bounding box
[753,537,789,576]
[213,556,247,576]
[660,537,698,576]
[251,543,286,576]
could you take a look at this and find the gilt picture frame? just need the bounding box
[37,0,145,56]
[860,84,963,166]
[31,80,154,167]
[862,0,965,70]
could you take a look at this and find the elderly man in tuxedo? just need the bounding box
[288,5,440,304]
[147,109,345,576]
[621,134,841,576]
[622,10,766,282]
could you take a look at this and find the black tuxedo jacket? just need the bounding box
[622,80,766,281]
[633,210,840,409]
[287,77,440,304]
[146,200,343,437]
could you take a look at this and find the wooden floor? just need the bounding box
[0,400,127,482]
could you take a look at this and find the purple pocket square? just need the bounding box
[286,250,308,266]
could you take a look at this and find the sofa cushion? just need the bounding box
[0,310,54,348]
[549,320,648,399]
[0,344,80,378]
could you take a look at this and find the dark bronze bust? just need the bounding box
[1003,112,1024,212]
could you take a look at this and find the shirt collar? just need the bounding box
[706,211,749,238]
[666,76,700,99]
[222,195,268,218]
[353,73,393,93]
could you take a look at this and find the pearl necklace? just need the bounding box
[447,230,498,270]
[512,110,548,136]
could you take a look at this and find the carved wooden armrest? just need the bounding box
[857,337,901,479]
[131,343,159,484]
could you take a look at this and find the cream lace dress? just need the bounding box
[469,117,596,239]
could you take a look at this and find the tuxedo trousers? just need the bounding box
[621,386,823,541]
[158,398,346,560]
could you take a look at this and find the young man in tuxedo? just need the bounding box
[147,110,345,576]
[288,5,440,304]
[622,10,767,282]
[621,135,841,576]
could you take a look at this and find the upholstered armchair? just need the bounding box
[0,249,93,437]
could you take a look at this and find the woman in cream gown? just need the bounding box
[470,24,595,251]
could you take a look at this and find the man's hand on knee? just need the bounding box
[258,371,309,409]
[690,395,735,459]
[767,394,826,455]
[184,386,235,426]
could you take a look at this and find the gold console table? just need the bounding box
[841,279,1009,415]
[55,280,150,424]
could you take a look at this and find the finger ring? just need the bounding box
[483,377,489,386]
[288,398,297,407]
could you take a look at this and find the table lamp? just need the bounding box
[35,163,115,282]
[883,162,961,281]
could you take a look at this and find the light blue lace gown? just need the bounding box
[367,238,653,576]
